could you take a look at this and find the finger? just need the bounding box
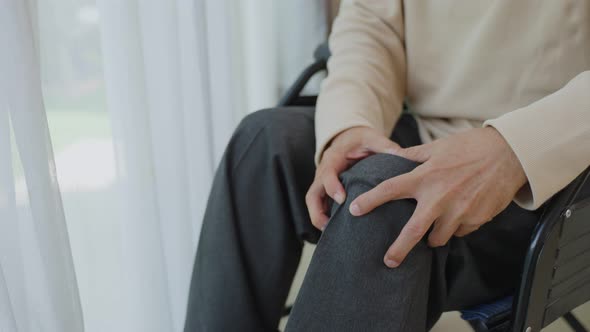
[427,214,461,247]
[393,144,431,163]
[346,135,401,159]
[366,134,402,154]
[322,170,346,204]
[305,183,330,230]
[384,202,439,268]
[349,173,416,216]
[454,224,480,237]
[317,150,349,204]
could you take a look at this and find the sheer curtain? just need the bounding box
[0,0,328,331]
[1,1,83,331]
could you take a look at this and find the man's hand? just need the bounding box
[306,127,401,230]
[349,127,527,268]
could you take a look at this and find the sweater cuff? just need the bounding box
[485,71,590,211]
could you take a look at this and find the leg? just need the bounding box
[285,153,435,332]
[184,107,320,332]
[285,153,540,331]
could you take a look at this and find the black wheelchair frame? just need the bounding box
[279,43,590,332]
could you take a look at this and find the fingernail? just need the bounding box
[321,224,326,231]
[384,258,399,268]
[349,203,360,216]
[334,191,345,204]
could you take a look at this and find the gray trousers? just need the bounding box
[184,107,540,332]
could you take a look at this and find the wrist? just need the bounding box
[485,127,528,189]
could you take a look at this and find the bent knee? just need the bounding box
[227,107,316,168]
[340,153,420,190]
[323,154,421,240]
[236,107,314,136]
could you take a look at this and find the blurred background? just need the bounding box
[2,1,587,331]
[2,1,336,331]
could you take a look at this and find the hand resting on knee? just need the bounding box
[307,125,527,269]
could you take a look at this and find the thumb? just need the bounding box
[366,134,401,154]
[346,134,400,160]
[391,144,431,163]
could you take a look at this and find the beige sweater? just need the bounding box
[316,0,590,210]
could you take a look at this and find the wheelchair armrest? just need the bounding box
[313,42,331,63]
[278,42,330,107]
[512,166,590,332]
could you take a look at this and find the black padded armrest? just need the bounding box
[278,42,329,107]
[313,42,331,63]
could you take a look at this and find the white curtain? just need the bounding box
[0,0,84,331]
[0,0,328,331]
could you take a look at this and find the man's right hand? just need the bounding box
[305,126,401,230]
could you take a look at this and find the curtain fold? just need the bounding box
[97,1,175,330]
[0,110,20,332]
[0,0,84,331]
[97,0,211,330]
[0,264,18,331]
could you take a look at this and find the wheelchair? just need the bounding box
[279,43,590,332]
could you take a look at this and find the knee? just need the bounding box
[232,108,313,154]
[225,108,315,173]
[340,153,420,195]
[322,154,421,244]
[236,107,312,140]
[335,154,420,237]
[236,108,281,133]
[312,155,426,276]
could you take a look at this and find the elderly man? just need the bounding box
[185,1,590,331]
